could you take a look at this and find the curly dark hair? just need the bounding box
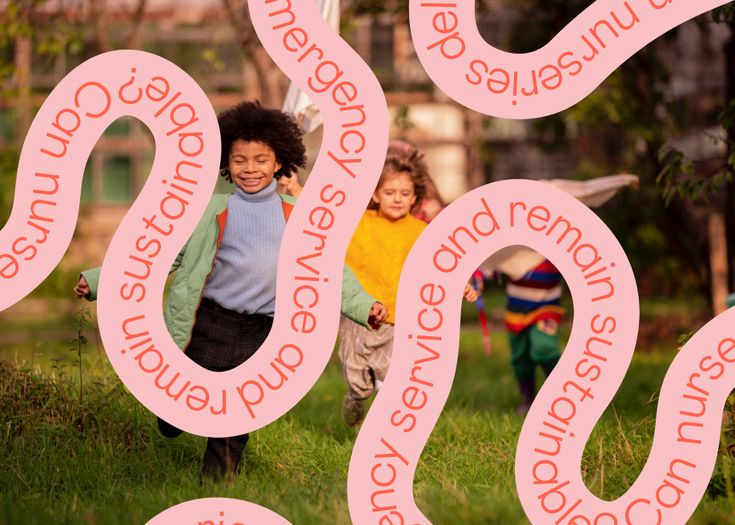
[217,101,306,181]
[368,145,429,212]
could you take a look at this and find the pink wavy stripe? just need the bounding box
[517,306,735,523]
[98,0,388,441]
[348,179,732,524]
[409,0,731,118]
[0,50,217,310]
[146,498,292,525]
[150,0,388,522]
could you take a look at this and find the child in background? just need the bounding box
[388,139,445,224]
[74,101,383,480]
[504,259,565,415]
[339,145,477,426]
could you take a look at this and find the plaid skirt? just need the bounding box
[184,298,273,479]
[186,297,273,371]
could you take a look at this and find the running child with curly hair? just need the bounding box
[338,144,477,426]
[74,101,384,480]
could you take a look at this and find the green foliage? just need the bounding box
[0,1,44,43]
[500,1,731,297]
[676,330,695,350]
[346,0,405,17]
[721,99,735,133]
[708,394,735,509]
[656,145,733,206]
[657,94,735,206]
[712,5,735,23]
[200,47,226,73]
[0,1,83,49]
[69,306,91,424]
[344,0,491,19]
[0,145,19,225]
[29,265,85,298]
[656,8,735,211]
[0,0,84,107]
[392,103,414,135]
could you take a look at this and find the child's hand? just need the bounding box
[471,269,484,293]
[276,170,303,197]
[73,276,90,298]
[368,302,388,329]
[463,283,479,302]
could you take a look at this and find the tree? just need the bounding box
[0,0,85,222]
[504,0,732,306]
[220,0,288,107]
[656,5,735,311]
[87,0,149,53]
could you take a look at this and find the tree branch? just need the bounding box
[124,0,148,49]
[87,0,109,53]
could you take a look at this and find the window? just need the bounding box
[105,118,130,136]
[81,161,93,203]
[370,20,395,85]
[0,109,12,144]
[102,155,132,202]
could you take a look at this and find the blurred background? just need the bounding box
[2,1,734,325]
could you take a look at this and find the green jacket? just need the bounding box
[82,193,375,350]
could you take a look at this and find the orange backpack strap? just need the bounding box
[215,208,228,248]
[282,200,294,222]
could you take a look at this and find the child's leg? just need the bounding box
[200,434,250,480]
[365,323,394,388]
[182,299,273,480]
[338,318,394,425]
[529,319,561,377]
[338,317,371,426]
[338,317,377,400]
[509,328,536,414]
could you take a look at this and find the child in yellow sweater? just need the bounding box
[339,145,477,426]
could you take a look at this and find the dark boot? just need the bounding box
[199,433,250,482]
[540,358,559,378]
[342,392,366,427]
[516,378,536,416]
[157,416,183,438]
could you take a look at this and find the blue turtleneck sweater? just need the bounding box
[202,180,285,315]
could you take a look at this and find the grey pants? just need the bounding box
[338,316,394,400]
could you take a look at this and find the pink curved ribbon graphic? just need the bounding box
[517,296,735,520]
[97,0,388,439]
[0,50,219,311]
[347,179,733,524]
[409,0,732,118]
[149,0,389,522]
[146,498,292,525]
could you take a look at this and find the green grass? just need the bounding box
[2,317,734,524]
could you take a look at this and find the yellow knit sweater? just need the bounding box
[345,210,426,324]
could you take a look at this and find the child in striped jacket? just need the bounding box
[504,259,565,415]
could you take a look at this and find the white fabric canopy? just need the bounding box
[545,174,639,208]
[281,0,339,133]
[481,174,639,279]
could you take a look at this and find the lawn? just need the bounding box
[1,299,734,524]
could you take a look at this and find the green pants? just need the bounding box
[508,319,561,380]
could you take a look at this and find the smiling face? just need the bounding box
[371,171,417,222]
[228,140,282,194]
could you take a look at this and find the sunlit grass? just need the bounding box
[1,299,733,524]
